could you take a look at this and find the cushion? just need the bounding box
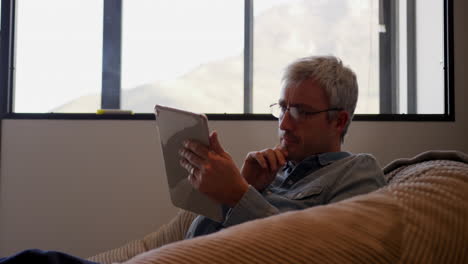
[123,160,468,264]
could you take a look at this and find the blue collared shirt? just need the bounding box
[186,152,386,238]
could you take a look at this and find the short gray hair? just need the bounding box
[282,56,358,141]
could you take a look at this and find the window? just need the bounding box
[120,0,244,114]
[14,0,103,113]
[252,0,380,114]
[0,0,453,120]
[381,0,447,115]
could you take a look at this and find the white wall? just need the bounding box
[1,0,468,258]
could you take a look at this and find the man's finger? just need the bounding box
[275,144,289,157]
[188,172,199,188]
[209,131,225,155]
[274,149,287,166]
[188,172,195,183]
[179,148,204,169]
[184,140,209,159]
[179,158,192,172]
[252,152,268,169]
[264,149,279,172]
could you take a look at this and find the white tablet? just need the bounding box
[154,105,223,222]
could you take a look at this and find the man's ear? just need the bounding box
[334,110,349,135]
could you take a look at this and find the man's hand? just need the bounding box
[241,146,288,192]
[179,131,249,208]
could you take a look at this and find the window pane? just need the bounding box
[397,0,445,114]
[15,0,103,113]
[415,0,444,114]
[121,0,244,113]
[252,0,380,114]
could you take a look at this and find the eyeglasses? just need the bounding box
[269,103,343,120]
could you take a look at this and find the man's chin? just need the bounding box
[280,141,292,154]
[281,144,299,162]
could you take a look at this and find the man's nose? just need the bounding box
[279,109,295,131]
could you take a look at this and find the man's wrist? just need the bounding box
[226,181,249,208]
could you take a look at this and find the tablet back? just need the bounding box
[155,105,223,222]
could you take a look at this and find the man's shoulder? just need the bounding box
[324,153,385,185]
[340,153,380,166]
[317,153,382,179]
[278,153,384,202]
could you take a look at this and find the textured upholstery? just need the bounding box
[88,210,196,264]
[90,159,468,264]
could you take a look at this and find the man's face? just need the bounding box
[278,79,341,163]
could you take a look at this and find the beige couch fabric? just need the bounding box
[90,158,468,264]
[88,210,196,263]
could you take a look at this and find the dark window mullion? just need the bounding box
[244,0,253,113]
[444,0,454,118]
[101,0,122,109]
[407,0,417,114]
[379,0,398,114]
[0,0,16,115]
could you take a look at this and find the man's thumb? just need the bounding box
[210,131,225,154]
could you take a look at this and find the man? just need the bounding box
[179,55,386,238]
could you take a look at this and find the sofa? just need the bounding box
[89,150,468,264]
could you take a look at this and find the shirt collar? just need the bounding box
[285,151,352,171]
[277,151,352,188]
[317,151,352,166]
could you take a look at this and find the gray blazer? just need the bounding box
[186,152,386,238]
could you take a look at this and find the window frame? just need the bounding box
[101,0,122,110]
[0,0,454,122]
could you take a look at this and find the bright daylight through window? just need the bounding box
[10,0,447,116]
